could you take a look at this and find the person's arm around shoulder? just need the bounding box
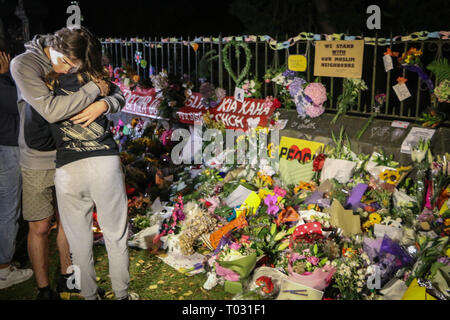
[100,81,126,114]
[10,56,101,123]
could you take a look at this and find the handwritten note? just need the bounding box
[393,83,411,101]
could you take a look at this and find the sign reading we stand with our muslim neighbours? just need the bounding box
[178,96,278,131]
[314,40,364,78]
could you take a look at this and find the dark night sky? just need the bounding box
[9,0,245,37]
[1,0,449,39]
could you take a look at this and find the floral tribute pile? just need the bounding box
[101,54,449,301]
[112,114,449,300]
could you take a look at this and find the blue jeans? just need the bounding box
[0,145,22,265]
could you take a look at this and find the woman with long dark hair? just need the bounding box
[11,26,133,300]
[43,27,133,300]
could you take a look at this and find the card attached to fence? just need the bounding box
[383,55,394,72]
[393,83,411,101]
[234,87,245,103]
[288,55,307,72]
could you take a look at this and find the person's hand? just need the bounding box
[92,78,110,97]
[0,51,11,74]
[70,100,108,128]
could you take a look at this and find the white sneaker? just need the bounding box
[0,266,34,290]
[128,292,140,300]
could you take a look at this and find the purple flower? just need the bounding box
[264,194,279,216]
[288,77,306,97]
[437,257,450,265]
[282,69,297,79]
[175,208,185,221]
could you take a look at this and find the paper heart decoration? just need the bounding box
[247,117,260,128]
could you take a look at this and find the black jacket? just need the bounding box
[0,71,19,146]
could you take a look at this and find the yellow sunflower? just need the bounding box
[379,169,401,185]
[362,221,374,232]
[368,213,382,224]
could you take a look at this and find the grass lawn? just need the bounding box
[0,225,233,300]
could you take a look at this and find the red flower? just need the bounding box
[313,154,326,172]
[256,276,274,294]
[205,201,212,208]
[273,98,281,109]
[126,184,136,195]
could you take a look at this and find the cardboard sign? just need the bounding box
[313,40,364,78]
[288,55,307,72]
[279,136,324,163]
[120,85,161,118]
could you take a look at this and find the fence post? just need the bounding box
[399,41,409,117]
[264,38,268,97]
[413,40,425,118]
[218,34,223,89]
[370,33,378,114]
[187,36,191,81]
[385,32,393,116]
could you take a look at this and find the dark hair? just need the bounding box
[48,26,107,80]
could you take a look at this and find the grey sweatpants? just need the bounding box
[55,156,129,300]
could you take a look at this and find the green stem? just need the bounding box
[356,113,377,140]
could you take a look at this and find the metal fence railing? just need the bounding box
[101,35,450,122]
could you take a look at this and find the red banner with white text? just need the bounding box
[119,86,277,130]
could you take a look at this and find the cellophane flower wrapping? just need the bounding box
[377,235,415,286]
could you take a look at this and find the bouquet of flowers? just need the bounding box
[406,236,449,287]
[214,241,258,293]
[264,67,298,109]
[331,78,368,124]
[289,77,328,118]
[238,78,262,98]
[411,139,433,210]
[321,127,358,184]
[178,202,218,256]
[287,235,337,291]
[150,70,188,120]
[333,245,375,300]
